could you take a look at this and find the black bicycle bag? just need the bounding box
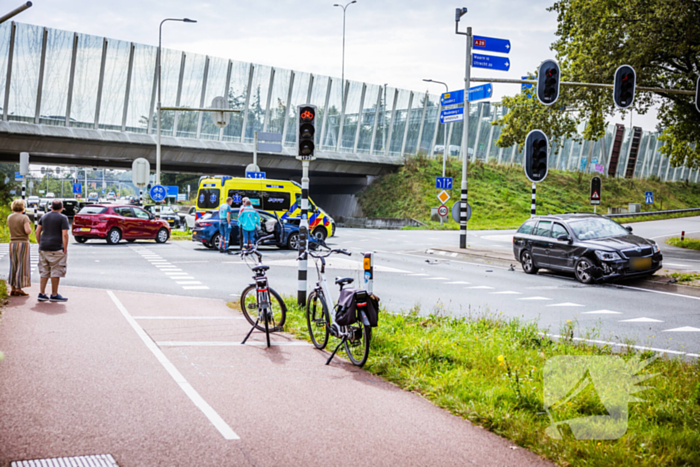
[335,288,380,327]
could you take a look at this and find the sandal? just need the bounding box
[12,290,29,296]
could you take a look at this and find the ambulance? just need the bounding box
[195,176,335,240]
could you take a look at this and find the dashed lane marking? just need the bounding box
[490,291,522,295]
[582,310,622,315]
[619,317,664,323]
[422,277,449,280]
[445,281,471,285]
[518,296,552,301]
[546,302,585,307]
[405,273,429,277]
[466,286,495,289]
[662,326,700,332]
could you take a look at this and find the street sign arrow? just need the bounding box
[441,89,464,106]
[468,84,493,102]
[472,53,510,72]
[440,107,464,124]
[473,35,511,54]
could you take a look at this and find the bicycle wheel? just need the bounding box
[344,324,371,367]
[240,285,287,332]
[306,290,329,350]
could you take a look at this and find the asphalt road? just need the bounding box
[1,215,698,357]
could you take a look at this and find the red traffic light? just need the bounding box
[300,107,315,122]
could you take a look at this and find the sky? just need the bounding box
[11,0,656,130]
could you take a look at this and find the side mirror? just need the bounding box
[557,234,572,243]
[625,226,633,233]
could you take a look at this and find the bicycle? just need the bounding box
[301,244,373,367]
[239,234,287,348]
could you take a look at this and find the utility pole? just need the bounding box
[455,8,470,249]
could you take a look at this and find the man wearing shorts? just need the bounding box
[35,200,70,302]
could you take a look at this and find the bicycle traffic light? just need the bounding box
[297,105,317,160]
[524,129,549,183]
[613,65,636,109]
[537,60,560,106]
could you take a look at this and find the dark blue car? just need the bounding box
[193,209,308,250]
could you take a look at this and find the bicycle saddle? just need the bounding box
[335,277,354,286]
[252,265,270,273]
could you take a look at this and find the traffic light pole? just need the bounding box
[469,77,695,96]
[456,22,471,250]
[531,182,536,218]
[297,160,310,306]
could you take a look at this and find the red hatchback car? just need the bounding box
[72,204,171,244]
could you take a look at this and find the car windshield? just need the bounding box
[78,206,107,215]
[158,207,175,215]
[568,218,630,240]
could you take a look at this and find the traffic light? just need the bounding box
[613,65,636,109]
[537,60,560,106]
[297,105,317,160]
[524,129,549,183]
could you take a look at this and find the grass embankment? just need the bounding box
[359,157,700,230]
[169,230,192,241]
[254,299,700,467]
[666,237,700,251]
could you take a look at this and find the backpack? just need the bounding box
[335,288,380,327]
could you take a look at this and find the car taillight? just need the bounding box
[198,221,213,227]
[98,216,109,222]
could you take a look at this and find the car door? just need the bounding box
[114,207,137,238]
[133,207,157,238]
[530,220,553,267]
[548,222,576,270]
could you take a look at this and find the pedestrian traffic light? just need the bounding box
[613,65,636,109]
[297,105,317,160]
[537,60,560,106]
[524,129,549,183]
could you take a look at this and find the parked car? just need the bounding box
[513,214,663,284]
[143,204,181,229]
[193,209,311,250]
[179,206,196,231]
[60,198,80,218]
[72,204,170,244]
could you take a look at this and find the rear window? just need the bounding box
[517,220,537,235]
[78,207,106,215]
[197,189,220,209]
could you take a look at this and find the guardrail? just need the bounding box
[604,207,700,219]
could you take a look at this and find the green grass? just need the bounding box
[169,230,192,241]
[359,157,700,230]
[269,298,700,466]
[666,237,700,251]
[669,272,700,284]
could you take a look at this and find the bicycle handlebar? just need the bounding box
[240,234,275,260]
[298,247,351,261]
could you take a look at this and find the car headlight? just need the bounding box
[652,243,660,253]
[595,250,621,261]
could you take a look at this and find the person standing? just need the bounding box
[7,199,32,296]
[218,197,233,253]
[35,200,69,302]
[238,199,260,249]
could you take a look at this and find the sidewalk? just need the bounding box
[0,285,552,467]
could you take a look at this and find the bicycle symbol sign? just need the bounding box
[150,184,166,202]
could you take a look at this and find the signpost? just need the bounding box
[150,184,166,203]
[246,171,266,179]
[438,205,449,218]
[435,177,453,190]
[165,186,179,199]
[451,201,472,223]
[72,183,82,194]
[468,83,492,101]
[441,90,464,106]
[19,152,29,201]
[440,108,464,124]
[645,191,654,204]
[132,158,150,206]
[473,35,511,54]
[437,190,451,205]
[590,176,601,212]
[472,53,510,72]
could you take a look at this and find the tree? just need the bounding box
[548,0,700,169]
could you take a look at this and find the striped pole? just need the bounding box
[139,188,143,206]
[297,160,310,306]
[458,26,472,250]
[531,182,536,218]
[21,180,25,200]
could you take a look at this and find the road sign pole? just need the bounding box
[457,25,472,249]
[254,130,258,169]
[21,180,25,201]
[298,160,310,306]
[531,182,536,218]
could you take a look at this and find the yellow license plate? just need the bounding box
[631,257,652,271]
[78,228,91,232]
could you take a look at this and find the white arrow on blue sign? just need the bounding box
[150,184,167,202]
[473,36,511,54]
[472,53,510,72]
[440,108,464,124]
[645,191,654,204]
[468,84,493,102]
[436,177,453,190]
[441,90,464,106]
[246,171,266,179]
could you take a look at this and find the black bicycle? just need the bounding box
[240,234,287,348]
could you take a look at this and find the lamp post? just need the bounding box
[333,1,357,104]
[423,79,449,178]
[157,17,196,186]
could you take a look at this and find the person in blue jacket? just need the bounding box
[218,197,233,253]
[238,199,261,249]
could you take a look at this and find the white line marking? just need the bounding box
[518,296,552,301]
[619,317,664,323]
[134,316,244,320]
[466,286,494,289]
[546,302,585,307]
[405,273,429,277]
[176,281,203,285]
[582,310,622,315]
[613,284,700,301]
[665,263,691,268]
[445,281,471,285]
[182,286,210,290]
[450,253,458,257]
[662,326,700,332]
[490,291,522,295]
[106,290,238,440]
[157,341,311,347]
[164,272,188,275]
[423,277,449,280]
[544,333,699,358]
[170,276,195,280]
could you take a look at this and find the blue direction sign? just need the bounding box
[472,53,511,72]
[441,89,464,106]
[436,177,453,190]
[72,183,81,194]
[149,184,167,202]
[473,36,511,54]
[469,84,493,102]
[440,108,464,124]
[645,191,654,204]
[246,171,266,179]
[165,186,179,198]
[14,171,22,181]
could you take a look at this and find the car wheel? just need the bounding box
[574,257,596,284]
[155,228,169,244]
[106,228,122,244]
[209,232,221,250]
[520,250,538,274]
[126,239,136,243]
[74,236,87,244]
[287,232,300,250]
[312,227,327,241]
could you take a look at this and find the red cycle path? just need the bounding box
[0,286,552,466]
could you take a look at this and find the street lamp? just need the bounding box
[423,79,449,178]
[333,1,357,105]
[157,17,196,186]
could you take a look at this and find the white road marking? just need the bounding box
[182,286,210,290]
[490,291,522,295]
[107,290,239,440]
[662,326,700,332]
[134,316,243,320]
[423,277,449,280]
[170,276,195,280]
[437,251,447,256]
[614,284,700,301]
[546,302,585,307]
[619,317,664,323]
[665,263,691,268]
[518,296,552,301]
[450,253,458,257]
[445,281,471,285]
[466,286,495,289]
[176,281,203,285]
[157,341,311,347]
[544,333,699,358]
[582,310,622,315]
[405,273,429,277]
[165,272,190,276]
